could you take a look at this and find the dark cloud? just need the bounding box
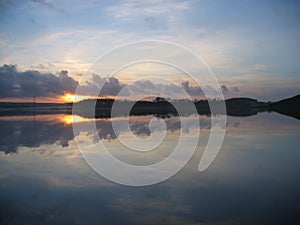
[0,64,240,99]
[221,85,229,93]
[87,75,127,97]
[181,81,204,96]
[0,64,78,98]
[100,77,123,96]
[233,86,240,92]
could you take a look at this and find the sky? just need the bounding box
[0,0,300,102]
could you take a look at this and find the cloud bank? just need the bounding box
[0,64,77,98]
[0,64,237,100]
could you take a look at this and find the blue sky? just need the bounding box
[0,0,300,101]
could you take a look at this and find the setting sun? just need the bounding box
[62,93,93,103]
[60,115,92,124]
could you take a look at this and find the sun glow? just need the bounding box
[60,115,93,124]
[62,93,93,103]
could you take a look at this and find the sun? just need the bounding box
[62,93,92,103]
[60,115,92,124]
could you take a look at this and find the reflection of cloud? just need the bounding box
[0,111,250,155]
[96,119,118,140]
[0,114,243,154]
[0,116,74,153]
[233,121,240,128]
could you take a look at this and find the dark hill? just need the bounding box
[270,95,300,120]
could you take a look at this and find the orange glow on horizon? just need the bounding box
[61,93,95,103]
[60,115,93,124]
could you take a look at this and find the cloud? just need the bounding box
[0,64,240,100]
[100,77,124,96]
[81,74,128,97]
[221,85,229,93]
[105,0,189,21]
[181,81,204,96]
[124,80,167,97]
[233,86,240,92]
[0,64,78,98]
[0,64,130,99]
[31,0,65,13]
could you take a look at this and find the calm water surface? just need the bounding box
[0,112,300,225]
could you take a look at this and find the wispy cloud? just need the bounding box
[30,0,65,13]
[105,0,190,21]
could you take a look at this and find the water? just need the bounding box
[0,112,300,225]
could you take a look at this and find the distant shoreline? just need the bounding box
[1,95,299,120]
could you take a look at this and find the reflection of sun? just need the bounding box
[61,115,92,124]
[62,93,92,103]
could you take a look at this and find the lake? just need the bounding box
[0,112,300,225]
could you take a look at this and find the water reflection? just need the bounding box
[0,115,74,153]
[0,112,300,225]
[0,114,231,154]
